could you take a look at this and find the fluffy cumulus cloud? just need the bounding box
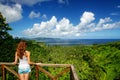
[23,11,120,38]
[0,3,22,23]
[80,11,95,25]
[29,11,40,19]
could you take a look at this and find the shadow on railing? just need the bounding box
[0,63,79,80]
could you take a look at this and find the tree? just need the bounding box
[0,12,14,62]
[0,12,12,44]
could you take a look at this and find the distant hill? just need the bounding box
[32,37,62,42]
[22,37,120,46]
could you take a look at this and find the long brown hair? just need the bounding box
[16,40,27,59]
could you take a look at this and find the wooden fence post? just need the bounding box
[36,65,39,80]
[70,67,74,80]
[2,65,6,80]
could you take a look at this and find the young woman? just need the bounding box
[13,40,34,80]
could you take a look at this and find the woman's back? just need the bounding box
[19,55,30,68]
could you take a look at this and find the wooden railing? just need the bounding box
[0,63,79,80]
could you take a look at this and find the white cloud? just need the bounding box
[23,11,120,38]
[58,0,65,4]
[29,11,40,19]
[42,14,47,19]
[117,5,120,8]
[0,0,4,3]
[110,13,119,16]
[98,17,112,25]
[58,0,69,5]
[0,3,22,23]
[76,12,95,31]
[0,0,50,6]
[80,11,95,25]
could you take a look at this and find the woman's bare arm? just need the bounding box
[26,51,35,64]
[13,52,18,64]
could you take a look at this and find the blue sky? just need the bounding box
[0,0,120,39]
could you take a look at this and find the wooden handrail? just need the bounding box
[36,63,71,67]
[0,62,79,80]
[0,63,71,67]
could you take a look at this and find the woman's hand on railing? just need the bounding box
[36,63,42,65]
[13,62,17,65]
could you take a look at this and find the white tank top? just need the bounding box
[19,56,30,68]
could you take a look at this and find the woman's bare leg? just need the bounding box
[24,73,29,80]
[19,74,25,80]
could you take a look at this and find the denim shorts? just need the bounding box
[18,66,31,74]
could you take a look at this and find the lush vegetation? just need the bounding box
[0,12,120,80]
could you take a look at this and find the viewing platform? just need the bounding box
[0,63,79,80]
